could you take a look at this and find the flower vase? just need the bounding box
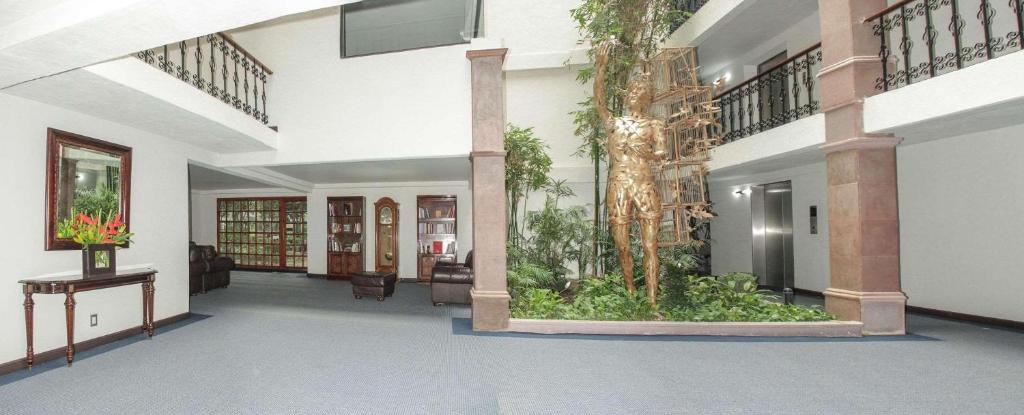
[83,244,117,278]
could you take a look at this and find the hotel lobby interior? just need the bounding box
[1,0,1022,413]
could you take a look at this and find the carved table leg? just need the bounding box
[144,281,155,337]
[142,282,149,334]
[64,290,76,366]
[142,282,149,336]
[24,290,34,368]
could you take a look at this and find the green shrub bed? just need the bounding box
[509,268,834,322]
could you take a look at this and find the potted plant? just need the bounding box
[62,210,133,278]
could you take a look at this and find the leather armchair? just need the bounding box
[189,242,235,295]
[431,250,473,305]
[189,243,208,295]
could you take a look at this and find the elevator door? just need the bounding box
[751,181,794,290]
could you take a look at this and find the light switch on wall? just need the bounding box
[90,314,98,327]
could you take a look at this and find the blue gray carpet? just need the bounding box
[1,271,1022,414]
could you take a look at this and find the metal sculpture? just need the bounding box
[594,43,667,306]
[594,43,720,307]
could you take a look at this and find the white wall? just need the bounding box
[0,93,214,364]
[307,182,473,279]
[221,8,472,167]
[708,162,830,292]
[707,122,1024,322]
[505,67,591,171]
[897,123,1024,322]
[484,0,587,69]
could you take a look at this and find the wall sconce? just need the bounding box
[712,72,732,88]
[734,188,752,197]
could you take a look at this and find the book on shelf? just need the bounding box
[419,241,456,255]
[418,205,455,220]
[329,237,360,253]
[330,221,362,234]
[417,222,455,234]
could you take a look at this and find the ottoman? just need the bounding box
[351,271,397,301]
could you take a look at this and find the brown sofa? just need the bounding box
[431,250,473,306]
[189,242,235,295]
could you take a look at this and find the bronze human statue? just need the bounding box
[594,42,667,307]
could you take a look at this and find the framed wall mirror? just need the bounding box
[45,128,132,250]
[374,197,399,273]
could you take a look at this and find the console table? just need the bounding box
[19,268,157,367]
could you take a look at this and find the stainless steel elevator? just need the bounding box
[750,181,794,290]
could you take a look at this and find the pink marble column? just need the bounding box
[466,48,511,331]
[818,0,906,335]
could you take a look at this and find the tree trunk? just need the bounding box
[591,142,600,278]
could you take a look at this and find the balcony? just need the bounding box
[136,33,272,125]
[864,0,1024,144]
[716,43,822,143]
[867,0,1023,92]
[663,0,824,175]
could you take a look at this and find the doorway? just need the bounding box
[750,181,793,290]
[757,51,789,129]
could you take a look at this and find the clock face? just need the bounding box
[380,207,393,225]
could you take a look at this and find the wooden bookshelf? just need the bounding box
[217,197,307,271]
[416,195,457,282]
[327,196,365,279]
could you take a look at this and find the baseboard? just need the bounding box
[0,312,191,376]
[905,305,1024,331]
[792,287,825,298]
[309,273,417,282]
[236,267,307,273]
[791,288,1024,331]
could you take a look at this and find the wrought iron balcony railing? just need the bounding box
[715,43,823,143]
[867,0,1023,91]
[136,33,272,125]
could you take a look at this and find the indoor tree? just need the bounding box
[504,124,552,266]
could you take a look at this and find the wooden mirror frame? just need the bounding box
[374,197,399,273]
[45,128,132,250]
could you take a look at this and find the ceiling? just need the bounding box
[189,164,278,190]
[708,146,824,183]
[0,0,71,29]
[0,0,360,89]
[694,0,819,78]
[265,157,471,184]
[4,62,276,153]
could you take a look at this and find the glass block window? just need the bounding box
[217,197,307,270]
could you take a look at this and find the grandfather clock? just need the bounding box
[374,197,399,273]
